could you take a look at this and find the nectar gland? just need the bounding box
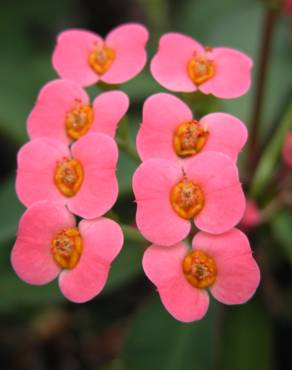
[187,51,215,85]
[88,44,115,75]
[182,250,217,289]
[173,120,208,158]
[54,158,84,197]
[170,178,204,219]
[51,228,83,269]
[65,104,94,140]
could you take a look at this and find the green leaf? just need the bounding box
[105,242,143,292]
[121,295,217,370]
[178,0,254,41]
[0,272,63,312]
[250,100,292,197]
[0,177,25,243]
[271,210,292,263]
[220,300,272,370]
[122,71,163,102]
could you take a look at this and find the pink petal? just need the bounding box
[193,229,260,304]
[158,277,210,322]
[91,90,129,137]
[28,79,89,144]
[102,23,149,84]
[150,33,203,92]
[59,217,123,303]
[143,242,209,322]
[68,133,118,219]
[79,217,124,263]
[184,152,245,234]
[133,159,191,246]
[52,29,102,87]
[201,112,248,162]
[136,93,193,161]
[16,138,70,207]
[11,201,75,285]
[199,48,253,99]
[143,242,188,286]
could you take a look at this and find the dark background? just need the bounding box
[1,0,292,369]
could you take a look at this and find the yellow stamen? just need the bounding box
[182,250,217,289]
[173,120,209,158]
[88,45,115,75]
[51,228,83,269]
[187,53,215,85]
[54,158,84,197]
[65,105,94,140]
[170,179,204,219]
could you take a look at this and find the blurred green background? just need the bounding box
[1,0,292,369]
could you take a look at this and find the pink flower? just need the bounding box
[151,33,252,99]
[132,153,245,246]
[137,93,247,162]
[143,228,260,322]
[240,199,261,230]
[282,132,292,168]
[28,79,129,144]
[16,133,118,219]
[11,201,123,303]
[52,24,149,87]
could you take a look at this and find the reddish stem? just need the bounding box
[248,7,278,176]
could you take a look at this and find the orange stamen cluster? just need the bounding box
[54,158,84,197]
[88,45,115,75]
[170,179,204,219]
[65,104,94,140]
[51,228,83,269]
[182,250,217,289]
[187,53,215,85]
[173,120,209,157]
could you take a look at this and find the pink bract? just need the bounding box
[137,93,247,162]
[11,201,123,303]
[150,33,252,99]
[143,228,260,322]
[52,24,149,86]
[16,133,118,219]
[284,0,292,15]
[132,153,245,246]
[240,199,261,230]
[282,132,292,168]
[28,79,129,144]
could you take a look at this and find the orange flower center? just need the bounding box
[51,227,83,269]
[182,250,217,289]
[54,158,84,197]
[65,105,94,140]
[88,45,116,75]
[187,53,215,85]
[173,120,209,158]
[170,179,204,219]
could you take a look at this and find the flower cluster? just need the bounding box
[12,23,149,303]
[12,25,260,320]
[134,33,260,322]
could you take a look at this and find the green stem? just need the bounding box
[121,224,147,244]
[250,99,292,198]
[118,138,140,163]
[260,195,283,223]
